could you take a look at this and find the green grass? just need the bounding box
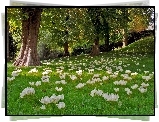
[7,36,155,115]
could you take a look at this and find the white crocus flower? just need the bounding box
[106,71,112,74]
[138,87,147,93]
[61,80,67,84]
[57,94,64,100]
[141,82,149,87]
[70,75,77,80]
[11,71,19,77]
[125,88,132,95]
[35,81,41,86]
[119,68,123,72]
[41,75,50,82]
[113,81,120,85]
[56,69,63,74]
[119,80,127,85]
[121,74,129,78]
[131,72,138,76]
[124,76,132,80]
[114,72,119,76]
[60,66,64,70]
[125,88,130,92]
[126,90,132,95]
[88,69,94,74]
[144,71,149,74]
[29,82,35,86]
[55,87,63,91]
[96,89,103,96]
[39,96,51,105]
[40,105,46,110]
[17,69,22,73]
[125,70,131,74]
[92,78,97,82]
[149,73,154,77]
[76,70,83,76]
[131,84,138,89]
[7,77,15,81]
[42,71,49,75]
[50,94,57,103]
[96,78,102,82]
[20,87,35,98]
[103,93,119,101]
[56,102,65,109]
[76,83,86,89]
[55,81,61,84]
[116,66,122,70]
[59,74,66,79]
[90,88,97,97]
[114,88,119,92]
[110,75,117,78]
[28,68,38,73]
[136,63,139,65]
[102,93,109,99]
[100,83,103,85]
[86,79,96,84]
[86,79,92,84]
[59,80,66,84]
[142,76,151,81]
[43,62,51,65]
[44,69,52,73]
[93,74,100,78]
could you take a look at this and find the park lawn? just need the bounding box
[7,36,155,115]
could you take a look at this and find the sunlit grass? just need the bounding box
[7,36,154,115]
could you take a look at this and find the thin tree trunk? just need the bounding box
[13,8,42,66]
[104,22,109,52]
[90,36,100,56]
[123,29,128,47]
[123,8,128,47]
[63,13,70,57]
[63,41,70,56]
[7,21,10,62]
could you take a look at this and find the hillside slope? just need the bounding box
[120,36,155,54]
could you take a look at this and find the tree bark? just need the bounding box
[13,8,42,66]
[7,21,10,62]
[123,29,128,47]
[123,8,128,47]
[90,36,100,56]
[104,22,109,52]
[87,8,101,56]
[63,41,70,56]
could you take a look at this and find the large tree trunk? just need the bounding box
[7,21,10,62]
[87,8,101,56]
[90,36,100,56]
[13,8,42,66]
[63,41,70,57]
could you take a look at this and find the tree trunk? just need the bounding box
[13,8,42,66]
[104,22,109,52]
[123,8,128,47]
[90,36,100,56]
[7,21,10,62]
[123,29,128,47]
[63,41,70,56]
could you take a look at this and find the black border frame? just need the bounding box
[5,5,156,116]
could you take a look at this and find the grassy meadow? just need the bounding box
[7,36,155,115]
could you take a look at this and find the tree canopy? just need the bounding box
[7,7,154,66]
